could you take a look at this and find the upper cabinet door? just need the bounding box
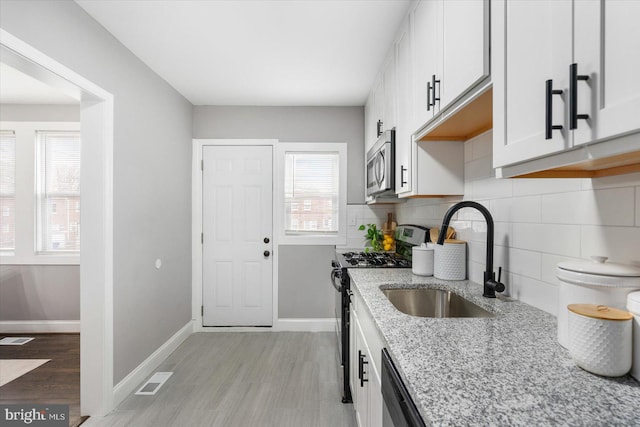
[395,20,413,194]
[412,0,441,129]
[573,0,640,146]
[440,0,490,108]
[383,51,397,131]
[492,0,573,168]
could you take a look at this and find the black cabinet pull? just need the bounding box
[569,63,589,130]
[376,120,383,137]
[400,165,407,186]
[426,81,432,111]
[358,350,368,387]
[545,79,564,140]
[432,74,441,106]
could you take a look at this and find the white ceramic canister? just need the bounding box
[555,256,640,349]
[567,304,633,377]
[628,291,640,381]
[434,240,466,281]
[412,243,434,276]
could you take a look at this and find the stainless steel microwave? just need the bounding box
[366,129,395,197]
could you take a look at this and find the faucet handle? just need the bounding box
[494,266,505,293]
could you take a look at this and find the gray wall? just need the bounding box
[0,104,81,323]
[0,265,80,320]
[1,0,193,384]
[0,104,80,121]
[193,106,365,204]
[193,106,364,318]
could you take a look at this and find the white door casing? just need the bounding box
[202,145,273,326]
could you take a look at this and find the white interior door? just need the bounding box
[202,145,273,326]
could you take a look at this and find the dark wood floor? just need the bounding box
[0,333,85,427]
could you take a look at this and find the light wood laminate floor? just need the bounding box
[88,332,357,427]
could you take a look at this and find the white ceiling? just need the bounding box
[75,0,412,106]
[0,62,79,105]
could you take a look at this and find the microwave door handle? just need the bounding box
[375,151,385,187]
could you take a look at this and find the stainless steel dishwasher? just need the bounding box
[381,349,426,427]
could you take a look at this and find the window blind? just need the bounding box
[284,152,339,234]
[36,131,81,252]
[0,130,16,251]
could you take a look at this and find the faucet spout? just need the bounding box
[436,201,505,298]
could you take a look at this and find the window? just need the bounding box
[277,142,347,245]
[0,131,16,251]
[36,131,81,253]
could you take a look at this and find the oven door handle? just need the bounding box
[330,268,343,292]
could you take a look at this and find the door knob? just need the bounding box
[264,250,270,257]
[264,237,270,244]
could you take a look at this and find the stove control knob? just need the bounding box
[264,250,270,257]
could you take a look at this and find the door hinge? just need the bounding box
[201,233,203,244]
[201,159,203,171]
[201,305,203,317]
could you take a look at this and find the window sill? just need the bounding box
[0,254,80,266]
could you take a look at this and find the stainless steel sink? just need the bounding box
[382,288,494,318]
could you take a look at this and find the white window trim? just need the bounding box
[276,142,347,245]
[0,121,80,265]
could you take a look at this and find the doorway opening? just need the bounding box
[1,28,115,416]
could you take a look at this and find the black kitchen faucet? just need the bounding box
[436,201,506,298]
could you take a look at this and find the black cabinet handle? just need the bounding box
[263,250,270,257]
[545,79,564,140]
[569,63,589,130]
[432,74,441,106]
[426,81,432,111]
[358,350,368,387]
[400,165,407,186]
[376,120,383,137]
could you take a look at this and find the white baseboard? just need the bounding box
[112,321,193,408]
[0,320,80,333]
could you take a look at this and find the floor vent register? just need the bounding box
[135,372,173,396]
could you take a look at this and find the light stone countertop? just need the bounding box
[347,269,640,427]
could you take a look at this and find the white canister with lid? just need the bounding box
[412,243,434,276]
[568,304,632,377]
[556,256,640,348]
[434,240,466,281]
[628,291,640,381]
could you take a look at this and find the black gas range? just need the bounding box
[330,224,429,403]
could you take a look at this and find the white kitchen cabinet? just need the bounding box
[350,287,383,427]
[493,0,640,177]
[383,53,397,132]
[412,0,490,130]
[395,18,413,195]
[573,0,640,145]
[492,0,571,168]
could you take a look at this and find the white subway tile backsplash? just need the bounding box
[465,156,492,181]
[507,248,541,280]
[491,195,541,223]
[580,225,640,265]
[513,178,584,196]
[508,274,559,316]
[471,177,513,200]
[513,223,580,257]
[464,141,473,163]
[541,188,635,226]
[582,172,640,191]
